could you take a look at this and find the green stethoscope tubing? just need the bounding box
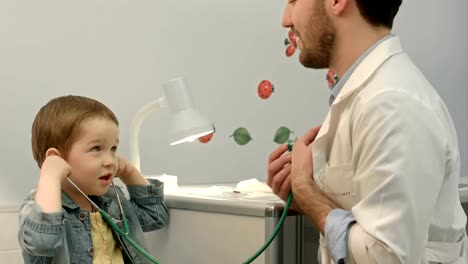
[241,140,296,263]
[67,178,162,264]
[68,175,293,264]
[100,209,162,264]
[98,188,292,264]
[243,191,293,264]
[103,194,291,264]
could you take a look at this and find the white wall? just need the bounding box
[0,0,466,208]
[0,207,22,263]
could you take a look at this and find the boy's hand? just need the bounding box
[116,155,149,186]
[40,151,72,183]
[35,148,71,212]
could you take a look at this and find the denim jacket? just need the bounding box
[18,179,169,264]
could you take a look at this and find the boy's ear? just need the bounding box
[45,147,61,157]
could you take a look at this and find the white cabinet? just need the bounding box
[143,186,313,264]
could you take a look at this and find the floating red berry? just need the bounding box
[288,31,297,46]
[285,44,296,57]
[257,80,274,99]
[326,68,339,87]
[198,132,214,143]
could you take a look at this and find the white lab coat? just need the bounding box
[312,36,467,263]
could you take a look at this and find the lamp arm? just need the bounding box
[130,97,168,172]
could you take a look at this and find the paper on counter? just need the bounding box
[184,185,233,196]
[231,178,280,201]
[235,178,273,193]
[160,178,281,202]
[178,180,280,201]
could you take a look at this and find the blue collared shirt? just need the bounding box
[328,34,394,105]
[324,34,393,264]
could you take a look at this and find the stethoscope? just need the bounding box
[66,178,162,264]
[66,149,295,264]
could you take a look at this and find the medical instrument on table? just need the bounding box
[66,178,162,264]
[243,139,295,263]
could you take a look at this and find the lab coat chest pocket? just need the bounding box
[323,162,358,210]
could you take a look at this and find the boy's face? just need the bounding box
[64,117,119,197]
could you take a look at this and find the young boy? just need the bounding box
[18,95,169,264]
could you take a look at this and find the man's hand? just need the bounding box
[267,143,292,201]
[290,126,321,192]
[290,125,340,234]
[267,140,304,211]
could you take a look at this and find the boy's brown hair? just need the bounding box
[31,95,119,168]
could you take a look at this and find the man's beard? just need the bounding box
[300,31,334,69]
[299,7,335,69]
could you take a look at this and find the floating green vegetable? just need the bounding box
[231,127,252,145]
[273,126,292,144]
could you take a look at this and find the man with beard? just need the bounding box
[267,0,467,263]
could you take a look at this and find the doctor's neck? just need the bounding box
[329,23,391,77]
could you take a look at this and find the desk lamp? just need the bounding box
[130,76,214,172]
[129,77,286,264]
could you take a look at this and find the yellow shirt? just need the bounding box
[90,211,125,264]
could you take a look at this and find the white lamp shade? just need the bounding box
[163,77,193,113]
[130,76,214,171]
[162,77,214,145]
[168,108,214,145]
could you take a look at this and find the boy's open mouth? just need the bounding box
[99,174,112,181]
